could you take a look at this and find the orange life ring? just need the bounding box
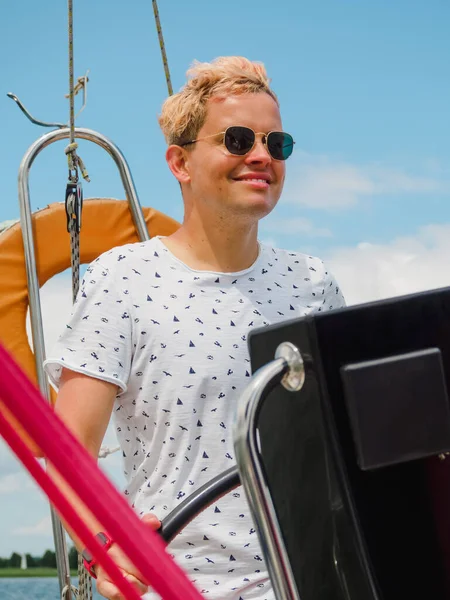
[0,199,180,455]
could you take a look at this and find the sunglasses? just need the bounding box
[180,126,295,161]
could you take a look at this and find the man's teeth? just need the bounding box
[244,178,267,183]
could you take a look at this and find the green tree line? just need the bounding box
[0,546,79,569]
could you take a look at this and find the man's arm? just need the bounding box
[50,368,159,600]
[55,367,116,461]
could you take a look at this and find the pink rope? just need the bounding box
[0,343,204,600]
[0,409,142,600]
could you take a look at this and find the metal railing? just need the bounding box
[17,127,149,598]
[234,342,305,600]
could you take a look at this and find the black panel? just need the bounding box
[341,347,450,470]
[249,286,450,600]
[249,319,379,600]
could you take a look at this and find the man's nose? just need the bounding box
[244,139,272,164]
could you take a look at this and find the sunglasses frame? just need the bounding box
[180,126,295,161]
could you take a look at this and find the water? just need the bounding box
[0,577,104,599]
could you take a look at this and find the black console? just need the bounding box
[249,287,450,600]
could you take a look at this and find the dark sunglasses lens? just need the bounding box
[224,127,255,155]
[267,132,294,160]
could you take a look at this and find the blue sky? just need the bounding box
[1,0,450,557]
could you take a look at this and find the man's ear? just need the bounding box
[166,145,191,185]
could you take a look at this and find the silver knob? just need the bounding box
[275,342,305,392]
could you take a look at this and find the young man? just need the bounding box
[45,56,345,600]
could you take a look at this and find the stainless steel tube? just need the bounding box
[234,351,302,600]
[17,126,149,597]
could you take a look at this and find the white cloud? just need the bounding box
[27,274,73,354]
[259,236,279,248]
[0,473,25,495]
[261,216,332,237]
[285,153,449,209]
[0,465,49,496]
[13,516,52,537]
[327,223,450,305]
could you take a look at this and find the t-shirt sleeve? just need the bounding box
[321,262,346,310]
[44,258,133,392]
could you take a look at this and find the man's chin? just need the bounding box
[230,196,278,219]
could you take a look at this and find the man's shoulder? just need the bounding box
[260,243,326,273]
[260,243,345,307]
[89,238,161,273]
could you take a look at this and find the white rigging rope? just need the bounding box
[152,0,173,96]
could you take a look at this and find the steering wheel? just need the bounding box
[158,466,240,542]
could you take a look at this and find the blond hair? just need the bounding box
[158,56,278,146]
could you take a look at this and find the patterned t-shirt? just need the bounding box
[44,236,345,600]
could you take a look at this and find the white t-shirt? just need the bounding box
[44,237,345,600]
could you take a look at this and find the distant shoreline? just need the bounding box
[0,568,78,578]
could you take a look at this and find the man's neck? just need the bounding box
[162,219,260,273]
